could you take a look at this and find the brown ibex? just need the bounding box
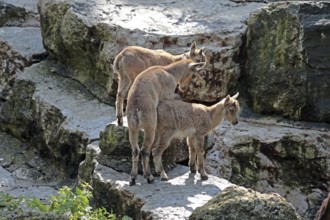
[126,59,206,186]
[152,93,240,181]
[113,42,205,126]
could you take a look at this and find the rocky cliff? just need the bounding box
[0,0,329,219]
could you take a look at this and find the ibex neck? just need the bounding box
[166,62,187,80]
[172,54,186,62]
[207,100,226,129]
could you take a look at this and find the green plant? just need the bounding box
[0,192,24,219]
[0,182,131,220]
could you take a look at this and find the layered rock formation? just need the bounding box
[1,0,329,219]
[205,118,329,219]
[0,61,116,177]
[243,2,330,123]
[37,0,264,104]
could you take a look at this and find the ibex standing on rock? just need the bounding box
[152,93,240,181]
[126,59,206,186]
[112,42,205,126]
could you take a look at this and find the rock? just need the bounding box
[0,60,116,177]
[98,122,189,174]
[189,185,301,220]
[37,0,265,104]
[205,117,330,219]
[91,160,234,220]
[243,1,330,122]
[0,0,39,27]
[0,27,46,100]
[0,130,59,200]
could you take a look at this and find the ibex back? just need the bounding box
[126,59,206,186]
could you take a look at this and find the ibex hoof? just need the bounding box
[129,178,136,186]
[117,117,123,126]
[147,175,154,184]
[161,177,169,181]
[190,168,197,174]
[201,175,208,181]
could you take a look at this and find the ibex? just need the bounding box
[113,42,205,126]
[152,93,240,181]
[126,59,206,186]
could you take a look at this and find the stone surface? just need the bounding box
[243,1,330,122]
[205,115,330,219]
[0,26,46,100]
[0,60,116,177]
[0,131,58,199]
[91,161,234,220]
[37,0,265,104]
[0,0,39,26]
[190,185,301,220]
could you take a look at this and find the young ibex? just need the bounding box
[126,59,206,186]
[152,93,240,181]
[113,42,205,126]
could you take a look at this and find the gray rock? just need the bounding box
[0,26,46,101]
[0,60,116,177]
[205,118,330,219]
[243,1,330,123]
[37,0,265,104]
[0,0,39,27]
[190,185,301,220]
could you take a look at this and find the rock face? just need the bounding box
[0,27,46,100]
[0,61,116,177]
[243,1,330,123]
[190,185,301,220]
[205,118,330,219]
[37,0,264,104]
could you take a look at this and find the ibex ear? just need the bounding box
[188,62,206,72]
[199,48,204,55]
[190,41,197,56]
[232,92,239,100]
[225,95,230,103]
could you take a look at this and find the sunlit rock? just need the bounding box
[190,185,301,220]
[0,61,116,177]
[37,0,264,104]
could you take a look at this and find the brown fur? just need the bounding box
[126,59,206,185]
[316,193,330,220]
[112,42,205,126]
[152,93,240,181]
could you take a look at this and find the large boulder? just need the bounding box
[37,0,264,104]
[190,185,301,220]
[205,118,330,219]
[243,1,330,122]
[0,60,116,177]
